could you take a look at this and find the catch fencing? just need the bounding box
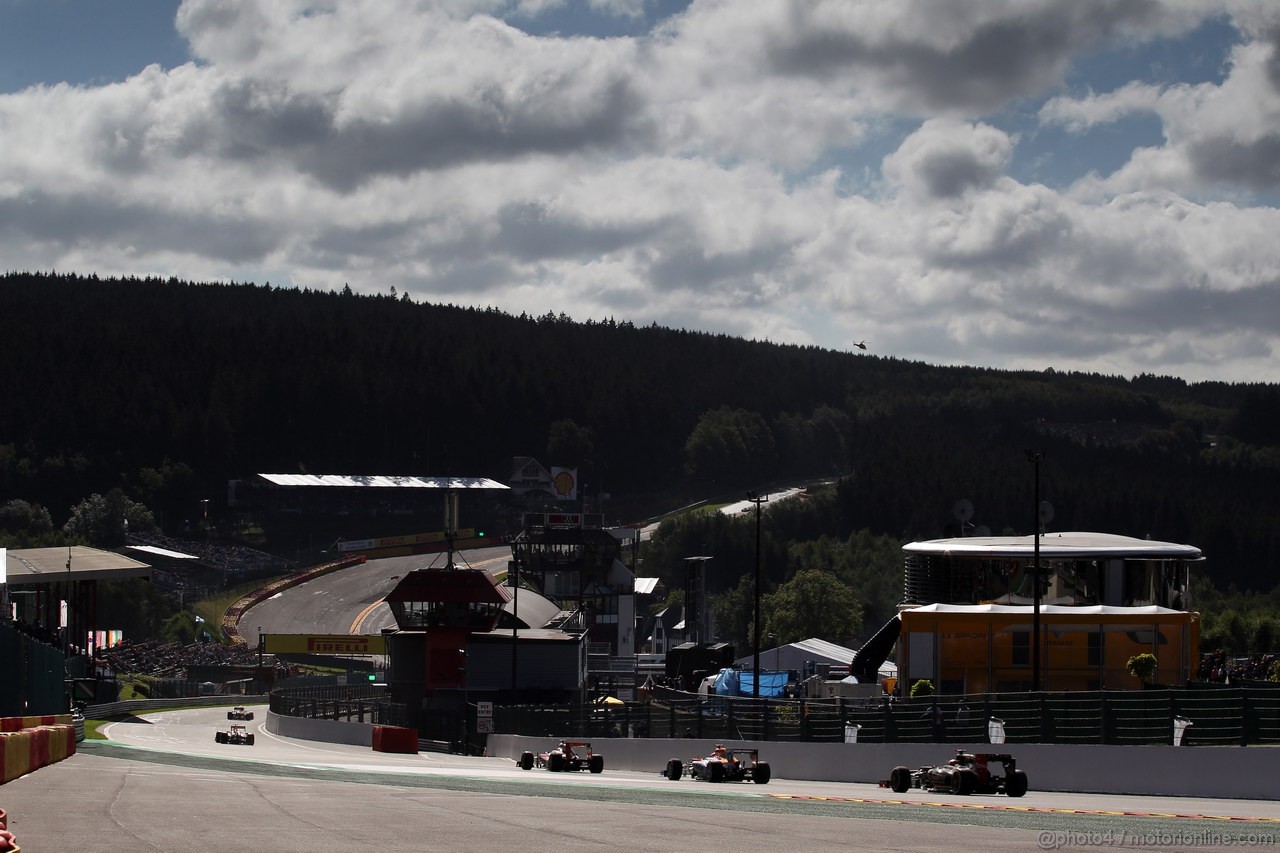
[268,683,411,729]
[491,683,1280,746]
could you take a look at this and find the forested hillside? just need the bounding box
[3,271,1279,609]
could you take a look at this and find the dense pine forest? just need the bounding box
[3,271,1280,651]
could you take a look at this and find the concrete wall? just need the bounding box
[265,710,372,747]
[487,734,1280,801]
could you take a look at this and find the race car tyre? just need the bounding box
[519,751,535,770]
[548,753,566,772]
[889,766,912,794]
[957,768,977,795]
[665,758,683,780]
[215,732,227,744]
[752,762,771,784]
[1005,770,1028,798]
[227,712,234,720]
[588,754,604,774]
[708,761,725,783]
[246,712,254,720]
[246,734,255,746]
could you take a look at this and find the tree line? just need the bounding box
[2,271,1279,652]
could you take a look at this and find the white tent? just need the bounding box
[734,637,856,674]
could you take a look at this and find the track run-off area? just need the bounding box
[4,705,1279,852]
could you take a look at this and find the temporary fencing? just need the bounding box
[489,682,1280,747]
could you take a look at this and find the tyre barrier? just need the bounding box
[0,805,15,853]
[371,726,419,754]
[0,719,77,786]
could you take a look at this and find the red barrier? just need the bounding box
[1,731,31,783]
[28,728,49,772]
[371,726,418,754]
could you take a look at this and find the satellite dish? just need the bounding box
[1039,501,1055,528]
[953,499,974,523]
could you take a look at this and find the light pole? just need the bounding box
[1026,450,1044,692]
[746,491,768,700]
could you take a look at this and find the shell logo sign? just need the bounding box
[551,467,577,500]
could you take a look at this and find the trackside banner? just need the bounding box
[338,529,474,552]
[264,634,387,655]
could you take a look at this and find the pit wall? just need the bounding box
[0,715,76,785]
[486,735,1280,801]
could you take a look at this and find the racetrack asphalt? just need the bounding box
[2,706,1277,852]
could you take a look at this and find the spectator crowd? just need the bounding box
[97,638,260,678]
[1198,650,1279,683]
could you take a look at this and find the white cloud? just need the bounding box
[0,0,1277,382]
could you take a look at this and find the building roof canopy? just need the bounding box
[385,568,512,604]
[258,473,508,490]
[904,532,1201,560]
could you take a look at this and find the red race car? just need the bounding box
[886,750,1027,797]
[519,741,604,773]
[662,745,771,784]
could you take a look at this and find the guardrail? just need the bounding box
[85,695,269,718]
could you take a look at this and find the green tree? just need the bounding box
[710,574,755,650]
[762,568,862,645]
[0,498,59,547]
[96,578,178,640]
[1126,653,1158,685]
[547,418,594,469]
[683,406,776,485]
[1252,617,1277,655]
[63,489,157,547]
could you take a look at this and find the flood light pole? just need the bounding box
[1026,449,1044,692]
[746,491,768,700]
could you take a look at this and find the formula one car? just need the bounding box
[662,745,771,784]
[215,724,255,746]
[519,741,603,773]
[886,750,1026,797]
[226,706,255,720]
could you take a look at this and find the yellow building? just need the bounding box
[894,532,1202,693]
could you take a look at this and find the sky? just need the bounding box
[2,1,1279,384]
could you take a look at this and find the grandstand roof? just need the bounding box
[126,544,198,560]
[4,546,152,586]
[257,473,508,489]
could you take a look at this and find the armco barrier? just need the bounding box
[84,696,269,719]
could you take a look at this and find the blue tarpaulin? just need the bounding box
[730,670,787,698]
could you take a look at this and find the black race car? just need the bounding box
[519,741,604,773]
[215,724,255,746]
[662,746,771,784]
[887,750,1027,797]
[226,706,255,720]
